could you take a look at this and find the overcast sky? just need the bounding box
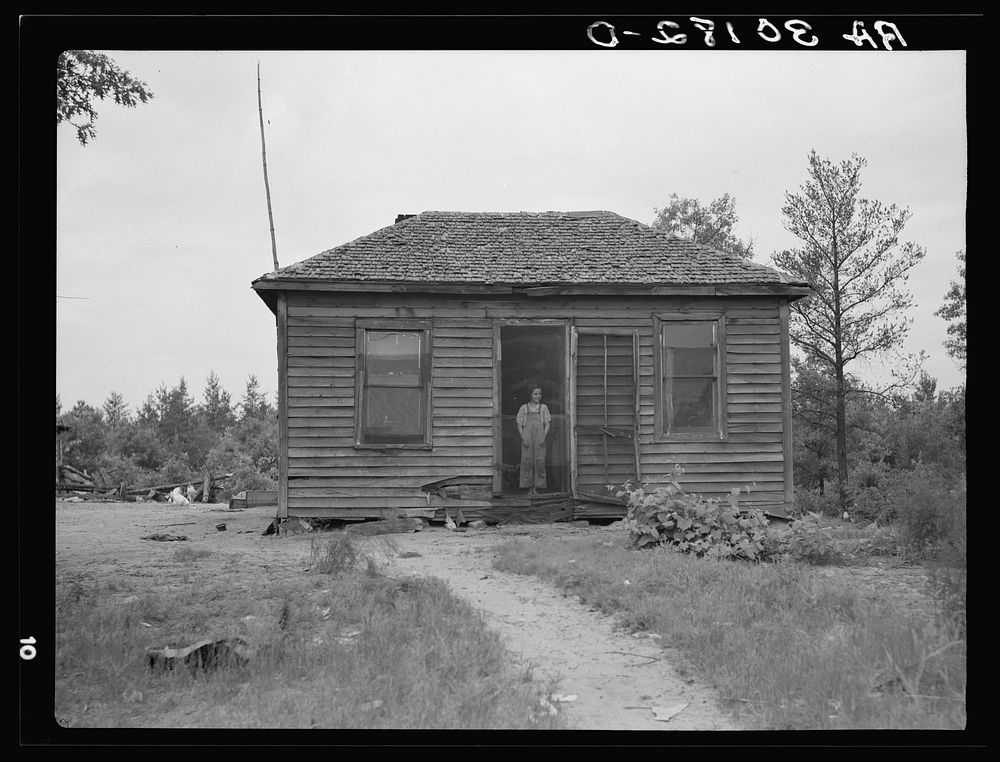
[55,49,967,413]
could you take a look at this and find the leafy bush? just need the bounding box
[764,513,844,565]
[618,471,771,562]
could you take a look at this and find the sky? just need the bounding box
[55,47,968,414]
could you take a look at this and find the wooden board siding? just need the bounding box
[281,294,787,517]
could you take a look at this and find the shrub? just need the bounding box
[880,462,962,558]
[764,513,844,566]
[618,470,770,562]
[792,487,840,519]
[924,477,966,637]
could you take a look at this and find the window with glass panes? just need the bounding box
[355,324,432,446]
[655,315,726,438]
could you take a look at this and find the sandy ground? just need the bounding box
[54,499,739,731]
[54,500,933,732]
[384,523,740,731]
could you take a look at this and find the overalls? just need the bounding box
[519,405,548,490]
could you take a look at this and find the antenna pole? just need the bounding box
[257,62,279,271]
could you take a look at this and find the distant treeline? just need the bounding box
[56,372,277,500]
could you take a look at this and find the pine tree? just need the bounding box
[773,150,925,511]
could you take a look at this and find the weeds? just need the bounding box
[308,532,362,575]
[495,533,966,729]
[56,544,563,729]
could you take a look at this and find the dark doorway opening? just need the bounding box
[499,325,568,496]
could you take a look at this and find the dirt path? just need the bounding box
[54,501,738,731]
[383,525,740,731]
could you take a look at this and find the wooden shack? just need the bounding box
[251,211,812,524]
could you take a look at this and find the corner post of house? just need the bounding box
[276,291,289,520]
[491,321,503,496]
[779,300,794,513]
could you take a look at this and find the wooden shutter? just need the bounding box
[573,331,639,501]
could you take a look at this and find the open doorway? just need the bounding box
[499,324,568,496]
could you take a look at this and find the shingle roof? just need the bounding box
[252,211,806,288]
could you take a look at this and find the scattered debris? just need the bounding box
[334,625,363,645]
[146,637,252,672]
[651,703,688,722]
[538,697,558,716]
[346,517,424,536]
[141,533,188,542]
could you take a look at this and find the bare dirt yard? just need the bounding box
[53,499,934,731]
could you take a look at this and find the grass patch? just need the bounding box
[494,533,966,730]
[56,536,565,730]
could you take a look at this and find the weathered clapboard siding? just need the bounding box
[278,292,789,517]
[635,308,786,507]
[283,295,496,516]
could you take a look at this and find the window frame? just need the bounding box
[653,312,728,442]
[354,319,433,450]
